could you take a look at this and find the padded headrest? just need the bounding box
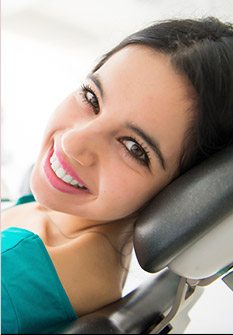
[134,145,233,273]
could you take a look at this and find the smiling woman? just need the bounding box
[1,16,233,334]
[32,46,192,221]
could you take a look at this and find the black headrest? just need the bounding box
[134,145,233,273]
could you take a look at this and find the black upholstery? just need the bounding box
[56,269,180,334]
[134,145,233,272]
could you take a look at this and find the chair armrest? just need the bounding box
[55,269,180,334]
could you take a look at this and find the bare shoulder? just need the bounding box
[49,231,123,316]
[1,202,36,230]
[2,205,126,316]
[1,202,54,244]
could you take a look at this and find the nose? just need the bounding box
[61,122,106,167]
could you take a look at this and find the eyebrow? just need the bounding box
[88,73,166,170]
[126,123,166,170]
[88,73,104,98]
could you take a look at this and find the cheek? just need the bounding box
[97,171,158,219]
[42,94,93,143]
[45,95,81,128]
[98,158,175,220]
[45,109,68,132]
[40,107,78,149]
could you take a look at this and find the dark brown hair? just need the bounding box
[92,17,233,174]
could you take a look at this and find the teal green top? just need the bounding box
[1,195,78,334]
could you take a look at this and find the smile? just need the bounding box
[50,152,87,190]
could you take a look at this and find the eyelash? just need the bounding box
[80,83,151,167]
[80,83,100,114]
[119,136,151,167]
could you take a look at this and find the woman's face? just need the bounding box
[31,46,193,222]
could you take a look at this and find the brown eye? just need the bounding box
[81,84,100,114]
[85,91,99,112]
[125,140,146,159]
[119,137,150,166]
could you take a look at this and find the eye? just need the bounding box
[80,84,100,114]
[119,137,150,167]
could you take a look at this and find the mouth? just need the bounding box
[50,151,88,190]
[44,148,90,194]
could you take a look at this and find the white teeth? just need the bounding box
[50,153,86,189]
[70,179,85,188]
[70,180,78,185]
[55,167,66,179]
[50,154,56,164]
[62,174,73,183]
[51,160,60,172]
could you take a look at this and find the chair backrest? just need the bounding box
[134,145,233,279]
[57,145,233,334]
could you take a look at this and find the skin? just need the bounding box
[2,45,195,316]
[32,45,193,223]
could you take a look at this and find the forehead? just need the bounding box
[95,46,194,169]
[96,45,191,97]
[95,46,192,121]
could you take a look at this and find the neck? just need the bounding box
[38,205,136,254]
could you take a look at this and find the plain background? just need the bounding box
[2,1,233,333]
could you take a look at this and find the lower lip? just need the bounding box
[43,148,90,195]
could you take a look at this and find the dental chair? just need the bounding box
[20,145,233,334]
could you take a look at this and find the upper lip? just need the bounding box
[54,146,90,190]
